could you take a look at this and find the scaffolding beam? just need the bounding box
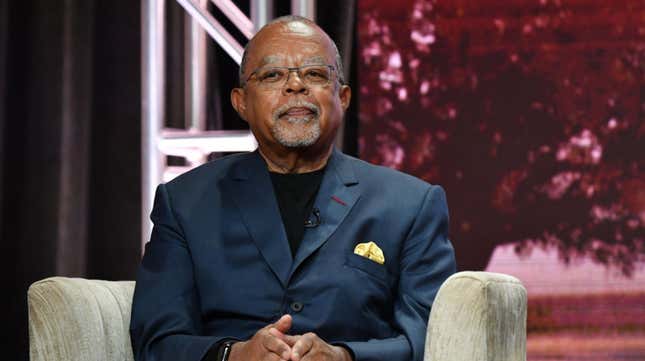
[176,0,244,64]
[141,0,166,249]
[251,0,274,30]
[291,0,316,20]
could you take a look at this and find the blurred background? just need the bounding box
[1,0,644,360]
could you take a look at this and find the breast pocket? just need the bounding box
[344,253,392,286]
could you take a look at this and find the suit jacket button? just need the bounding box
[290,302,303,313]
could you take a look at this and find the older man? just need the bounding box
[130,15,456,361]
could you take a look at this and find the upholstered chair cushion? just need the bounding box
[28,277,135,361]
[425,271,527,361]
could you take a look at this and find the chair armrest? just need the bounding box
[28,277,136,361]
[425,271,527,361]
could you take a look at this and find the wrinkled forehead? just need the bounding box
[245,21,336,70]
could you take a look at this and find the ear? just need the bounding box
[339,84,351,111]
[230,87,247,121]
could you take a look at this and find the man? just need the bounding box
[130,15,456,361]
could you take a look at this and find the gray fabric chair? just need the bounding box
[28,271,526,361]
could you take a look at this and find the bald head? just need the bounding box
[238,16,345,86]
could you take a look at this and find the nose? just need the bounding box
[283,69,308,95]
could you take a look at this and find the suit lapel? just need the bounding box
[223,152,292,287]
[290,149,361,276]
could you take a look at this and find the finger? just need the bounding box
[280,333,300,347]
[261,329,291,360]
[264,352,287,361]
[272,314,292,333]
[269,328,299,345]
[291,333,316,361]
[268,327,292,342]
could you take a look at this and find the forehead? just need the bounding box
[246,21,336,69]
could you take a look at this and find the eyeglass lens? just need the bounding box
[254,65,333,87]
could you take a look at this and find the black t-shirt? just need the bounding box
[269,168,325,258]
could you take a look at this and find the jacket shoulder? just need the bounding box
[342,154,435,192]
[164,151,253,192]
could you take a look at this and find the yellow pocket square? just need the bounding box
[354,241,385,265]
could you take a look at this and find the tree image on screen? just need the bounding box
[358,0,645,274]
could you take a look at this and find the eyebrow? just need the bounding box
[258,55,329,67]
[258,55,282,66]
[302,56,327,65]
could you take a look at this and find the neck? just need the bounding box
[258,144,333,174]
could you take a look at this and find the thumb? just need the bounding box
[272,314,292,334]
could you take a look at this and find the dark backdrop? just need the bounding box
[2,1,142,359]
[0,1,357,359]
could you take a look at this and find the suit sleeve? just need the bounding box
[129,184,228,361]
[337,185,457,361]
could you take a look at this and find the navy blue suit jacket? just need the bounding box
[130,149,456,361]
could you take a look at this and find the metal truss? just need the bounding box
[141,0,317,247]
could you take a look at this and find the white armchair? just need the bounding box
[28,271,526,361]
[425,272,527,361]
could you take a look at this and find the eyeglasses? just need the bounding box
[244,64,337,89]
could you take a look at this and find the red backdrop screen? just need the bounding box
[357,1,645,359]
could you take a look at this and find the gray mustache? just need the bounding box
[273,101,320,118]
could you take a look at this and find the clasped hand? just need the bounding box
[228,315,351,361]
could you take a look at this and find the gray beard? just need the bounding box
[270,115,321,147]
[271,101,321,148]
